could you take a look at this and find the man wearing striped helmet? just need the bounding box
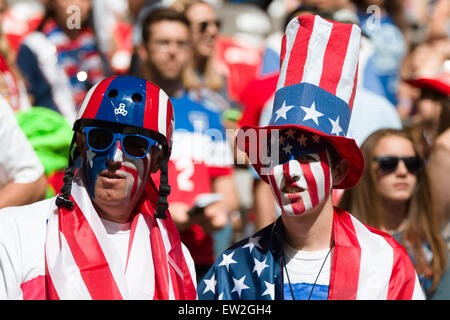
[0,75,197,300]
[197,15,425,300]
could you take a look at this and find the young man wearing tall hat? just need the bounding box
[197,15,425,300]
[0,75,197,299]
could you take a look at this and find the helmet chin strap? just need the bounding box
[155,152,170,219]
[56,135,77,209]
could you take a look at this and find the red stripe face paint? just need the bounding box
[268,150,332,216]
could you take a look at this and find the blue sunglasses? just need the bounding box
[83,126,159,159]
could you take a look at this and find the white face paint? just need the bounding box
[268,150,333,216]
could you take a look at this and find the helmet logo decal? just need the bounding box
[114,103,128,116]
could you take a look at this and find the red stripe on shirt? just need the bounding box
[329,208,361,299]
[59,202,123,299]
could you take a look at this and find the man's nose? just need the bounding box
[282,161,301,183]
[106,139,124,168]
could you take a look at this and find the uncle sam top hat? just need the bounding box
[237,14,364,189]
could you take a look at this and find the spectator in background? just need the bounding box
[137,8,239,280]
[339,128,449,299]
[182,1,223,95]
[17,0,108,123]
[0,96,46,209]
[405,58,450,256]
[0,0,32,113]
[351,0,408,107]
[176,0,244,115]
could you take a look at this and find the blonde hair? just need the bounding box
[339,128,447,293]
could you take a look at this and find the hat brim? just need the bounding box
[237,124,364,189]
[405,77,450,96]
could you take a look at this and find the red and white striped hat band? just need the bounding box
[76,75,174,149]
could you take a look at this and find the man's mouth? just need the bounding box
[99,171,124,179]
[282,185,304,194]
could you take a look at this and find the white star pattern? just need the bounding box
[297,134,308,147]
[253,257,269,277]
[202,273,216,294]
[218,292,224,300]
[261,281,275,300]
[242,236,262,253]
[301,101,324,125]
[218,252,237,272]
[274,100,295,122]
[231,276,249,298]
[282,143,293,154]
[329,116,343,136]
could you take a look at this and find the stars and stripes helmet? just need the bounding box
[74,75,174,154]
[237,15,364,189]
[56,75,174,218]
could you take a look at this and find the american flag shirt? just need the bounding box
[198,207,425,300]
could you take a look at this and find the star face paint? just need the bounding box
[267,129,333,216]
[82,133,152,206]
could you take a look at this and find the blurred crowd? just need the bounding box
[0,0,449,299]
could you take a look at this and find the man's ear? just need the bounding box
[75,131,86,159]
[136,43,149,64]
[332,158,349,187]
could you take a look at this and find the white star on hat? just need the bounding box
[282,143,293,154]
[253,257,269,277]
[231,276,250,298]
[275,100,295,122]
[218,251,237,272]
[262,281,275,300]
[329,116,343,136]
[202,274,217,294]
[301,101,324,125]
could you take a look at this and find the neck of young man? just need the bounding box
[281,196,334,252]
[147,71,185,98]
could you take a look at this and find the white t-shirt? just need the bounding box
[0,97,44,188]
[283,243,332,300]
[0,197,196,299]
[100,218,196,282]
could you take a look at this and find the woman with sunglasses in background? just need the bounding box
[339,128,450,299]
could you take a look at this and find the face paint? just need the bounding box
[267,129,332,216]
[83,138,151,205]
